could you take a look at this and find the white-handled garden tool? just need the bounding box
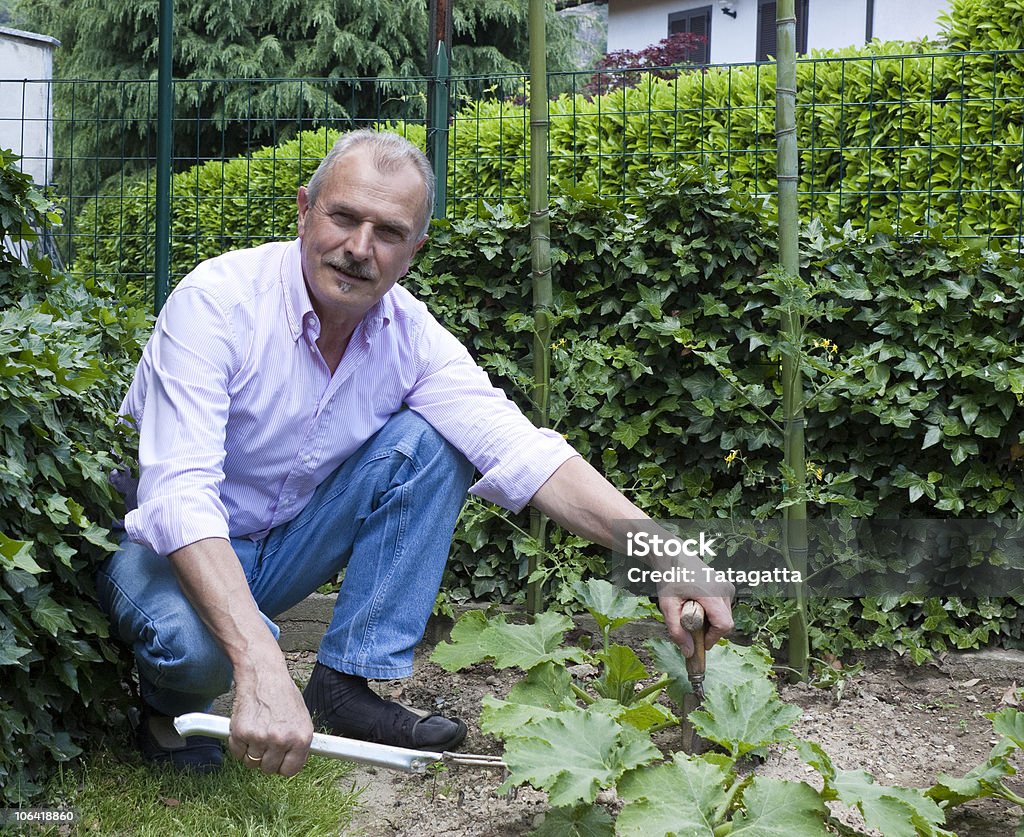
[173,712,505,774]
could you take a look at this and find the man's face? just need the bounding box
[296,146,427,330]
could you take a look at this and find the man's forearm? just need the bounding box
[167,537,284,676]
[167,536,313,776]
[531,457,708,568]
[530,456,734,650]
[529,456,648,552]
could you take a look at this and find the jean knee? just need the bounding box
[383,411,473,484]
[382,409,439,450]
[136,615,234,698]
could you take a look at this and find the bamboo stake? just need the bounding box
[776,0,809,679]
[527,0,553,615]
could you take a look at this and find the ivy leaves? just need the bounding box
[71,128,1024,656]
[0,155,145,804]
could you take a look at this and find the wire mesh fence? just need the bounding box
[0,75,432,300]
[2,47,1023,304]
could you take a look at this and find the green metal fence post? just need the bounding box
[428,45,450,220]
[427,0,452,220]
[154,0,174,313]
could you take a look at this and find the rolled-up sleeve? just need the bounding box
[405,318,578,513]
[123,286,237,555]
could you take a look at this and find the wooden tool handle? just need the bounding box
[680,600,706,676]
[679,600,708,755]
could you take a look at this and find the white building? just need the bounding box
[0,26,60,187]
[607,0,951,64]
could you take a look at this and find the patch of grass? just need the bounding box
[28,749,359,836]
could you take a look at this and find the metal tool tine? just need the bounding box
[441,751,506,768]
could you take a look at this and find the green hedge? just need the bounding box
[66,134,1024,650]
[69,124,425,292]
[0,152,148,804]
[406,168,1024,654]
[71,26,1024,287]
[449,39,1024,238]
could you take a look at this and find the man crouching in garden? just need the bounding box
[97,129,734,776]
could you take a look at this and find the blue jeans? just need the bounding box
[96,410,474,716]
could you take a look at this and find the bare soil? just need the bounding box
[281,642,1024,837]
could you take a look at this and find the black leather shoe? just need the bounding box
[303,662,467,752]
[136,703,223,773]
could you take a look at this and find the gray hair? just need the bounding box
[306,129,435,239]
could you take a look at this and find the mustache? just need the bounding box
[324,257,376,282]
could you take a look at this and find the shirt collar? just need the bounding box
[362,290,394,341]
[282,239,314,343]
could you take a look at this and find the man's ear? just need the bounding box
[296,186,310,236]
[399,235,429,279]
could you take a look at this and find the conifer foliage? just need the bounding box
[16,0,576,184]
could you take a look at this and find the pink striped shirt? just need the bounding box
[122,239,577,556]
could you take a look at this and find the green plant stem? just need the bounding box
[464,497,533,539]
[570,682,595,705]
[803,371,847,411]
[997,783,1024,807]
[696,351,784,436]
[712,774,749,824]
[632,675,670,702]
[648,718,682,735]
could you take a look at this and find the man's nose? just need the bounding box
[345,222,373,260]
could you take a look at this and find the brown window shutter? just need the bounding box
[757,0,808,61]
[757,1,778,61]
[667,6,712,65]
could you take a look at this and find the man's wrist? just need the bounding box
[230,636,288,682]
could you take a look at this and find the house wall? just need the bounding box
[807,0,869,54]
[607,0,950,63]
[871,0,948,43]
[608,0,717,54]
[0,26,60,187]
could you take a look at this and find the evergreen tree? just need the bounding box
[17,0,577,186]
